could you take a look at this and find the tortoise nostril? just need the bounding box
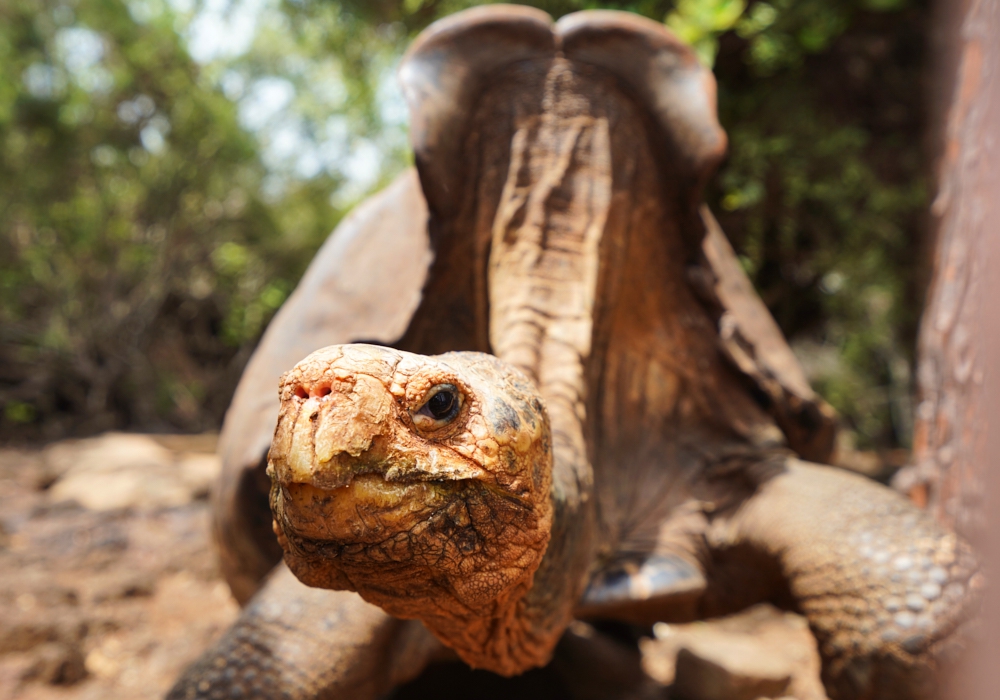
[312,385,332,399]
[292,383,332,399]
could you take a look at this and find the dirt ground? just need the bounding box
[0,432,829,700]
[0,434,239,700]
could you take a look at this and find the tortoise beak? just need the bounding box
[268,372,394,489]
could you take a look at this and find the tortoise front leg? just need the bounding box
[167,564,443,700]
[707,459,981,700]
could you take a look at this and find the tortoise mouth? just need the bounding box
[274,473,473,544]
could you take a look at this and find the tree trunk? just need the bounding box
[902,5,1000,699]
[896,0,999,547]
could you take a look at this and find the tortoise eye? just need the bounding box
[427,389,456,418]
[413,384,462,430]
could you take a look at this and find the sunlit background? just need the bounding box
[0,0,929,464]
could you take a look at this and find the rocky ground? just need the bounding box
[0,434,239,700]
[0,433,829,700]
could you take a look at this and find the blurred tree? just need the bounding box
[0,0,339,439]
[709,0,930,454]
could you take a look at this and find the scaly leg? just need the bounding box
[167,564,442,700]
[706,459,981,700]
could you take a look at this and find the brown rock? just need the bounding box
[0,612,62,654]
[177,452,222,500]
[90,572,156,603]
[640,605,828,700]
[22,642,87,686]
[672,640,791,700]
[0,437,240,700]
[46,433,220,511]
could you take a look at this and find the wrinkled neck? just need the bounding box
[483,61,609,658]
[488,110,608,512]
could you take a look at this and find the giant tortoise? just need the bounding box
[169,6,980,699]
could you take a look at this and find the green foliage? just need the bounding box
[667,0,745,66]
[710,0,929,448]
[214,0,413,200]
[0,0,338,438]
[334,0,674,28]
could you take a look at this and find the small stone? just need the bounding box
[933,553,955,568]
[48,433,191,511]
[672,637,793,700]
[178,453,222,500]
[905,594,927,612]
[22,642,87,686]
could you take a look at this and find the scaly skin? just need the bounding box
[707,460,982,699]
[166,565,443,700]
[268,345,559,675]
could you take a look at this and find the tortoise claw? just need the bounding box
[578,553,706,623]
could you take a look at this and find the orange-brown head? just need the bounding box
[268,344,553,670]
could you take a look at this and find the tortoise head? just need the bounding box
[268,344,554,671]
